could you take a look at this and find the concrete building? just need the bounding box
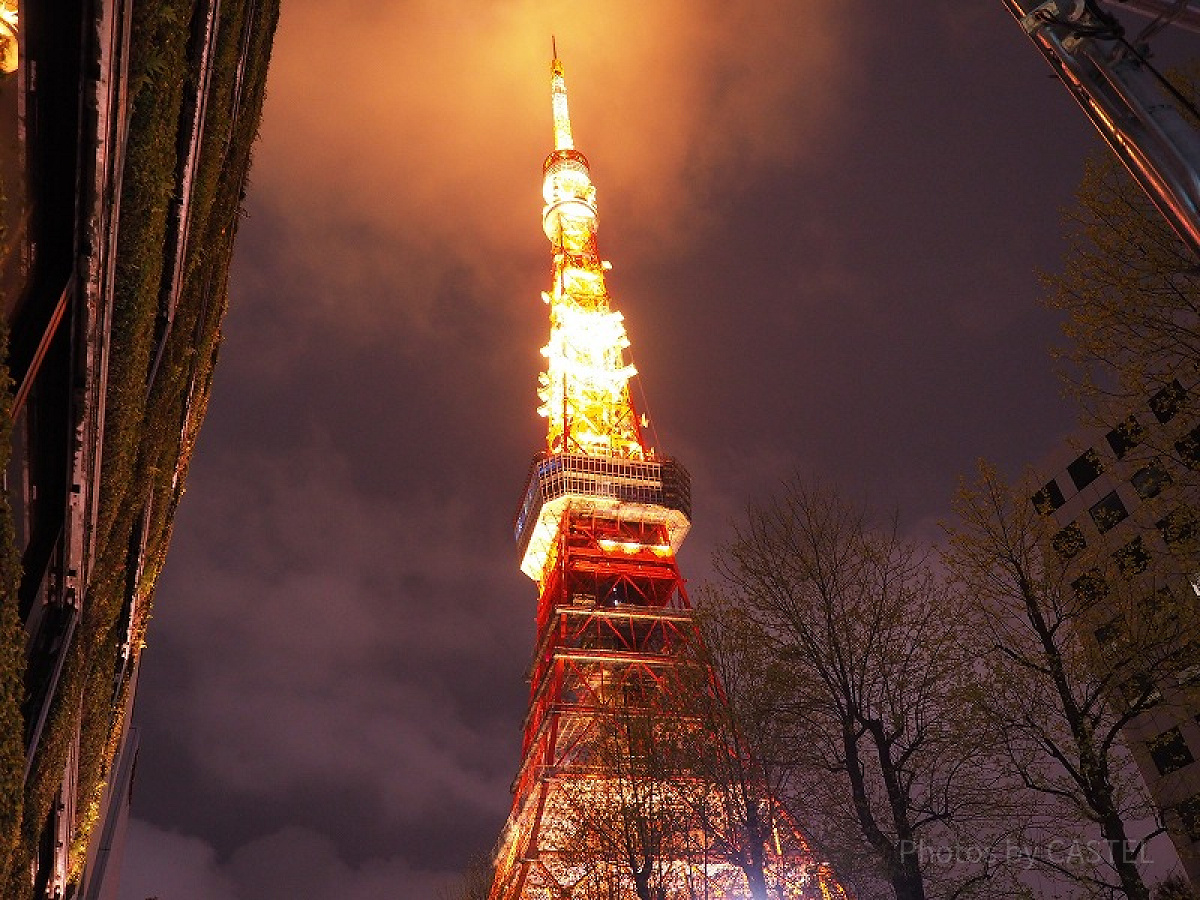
[1032,376,1200,885]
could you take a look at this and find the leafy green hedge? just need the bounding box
[0,323,28,884]
[0,90,25,888]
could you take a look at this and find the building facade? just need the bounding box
[1032,376,1200,886]
[1,0,277,895]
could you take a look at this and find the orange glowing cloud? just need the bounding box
[248,0,859,334]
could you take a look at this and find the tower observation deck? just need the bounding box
[486,50,846,900]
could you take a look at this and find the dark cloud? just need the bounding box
[119,2,1191,898]
[120,820,457,900]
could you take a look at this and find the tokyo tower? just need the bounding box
[487,49,847,900]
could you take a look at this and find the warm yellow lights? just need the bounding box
[596,538,673,556]
[551,57,574,151]
[537,299,641,457]
[0,1,17,75]
[520,492,690,582]
[539,55,643,461]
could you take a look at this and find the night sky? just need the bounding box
[112,3,1188,898]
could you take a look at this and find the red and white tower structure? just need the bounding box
[488,51,846,900]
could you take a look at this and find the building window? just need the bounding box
[1177,794,1200,842]
[1107,416,1146,459]
[1131,461,1172,500]
[1067,449,1104,490]
[1031,479,1066,515]
[1094,619,1122,652]
[1121,672,1162,707]
[1089,491,1128,533]
[1176,424,1200,469]
[1072,569,1107,603]
[1158,507,1197,548]
[1150,727,1195,776]
[1052,523,1087,560]
[1142,586,1177,618]
[1150,379,1187,424]
[1115,536,1150,575]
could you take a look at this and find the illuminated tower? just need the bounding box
[488,51,846,900]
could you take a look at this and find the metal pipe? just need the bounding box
[12,276,73,418]
[1099,0,1200,34]
[1004,0,1200,259]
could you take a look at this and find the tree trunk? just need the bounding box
[631,868,652,900]
[1099,809,1151,900]
[842,722,926,899]
[1020,581,1150,900]
[864,719,926,900]
[742,860,769,900]
[739,803,770,900]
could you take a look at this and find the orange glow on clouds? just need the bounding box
[250,0,859,335]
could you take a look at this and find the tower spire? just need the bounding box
[550,39,573,151]
[537,49,644,467]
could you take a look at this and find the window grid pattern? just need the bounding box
[515,452,692,548]
[1106,416,1145,459]
[1132,462,1172,500]
[1150,379,1186,424]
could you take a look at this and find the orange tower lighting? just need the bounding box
[487,48,847,900]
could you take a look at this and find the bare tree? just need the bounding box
[687,596,802,900]
[707,480,1013,900]
[437,853,493,900]
[945,462,1200,900]
[558,667,705,900]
